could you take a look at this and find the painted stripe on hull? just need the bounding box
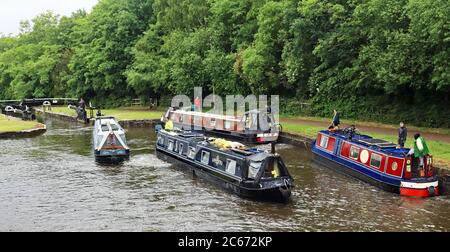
[401,181,438,189]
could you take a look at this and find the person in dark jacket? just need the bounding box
[398,122,407,148]
[330,110,340,129]
[77,98,87,122]
[79,98,86,110]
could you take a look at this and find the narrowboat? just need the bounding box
[311,126,438,197]
[161,107,281,144]
[155,128,294,202]
[93,116,130,163]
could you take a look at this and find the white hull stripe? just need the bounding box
[401,181,438,189]
[257,133,279,137]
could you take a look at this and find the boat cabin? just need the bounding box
[161,107,280,143]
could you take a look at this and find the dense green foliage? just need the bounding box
[0,0,449,127]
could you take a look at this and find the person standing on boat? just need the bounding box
[408,133,430,174]
[331,110,340,129]
[398,122,408,148]
[165,119,174,131]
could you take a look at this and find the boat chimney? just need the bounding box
[271,142,276,154]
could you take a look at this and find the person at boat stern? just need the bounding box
[398,122,408,148]
[407,133,430,175]
[165,119,174,131]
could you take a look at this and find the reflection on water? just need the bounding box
[0,119,449,231]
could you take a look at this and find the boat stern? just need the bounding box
[400,180,439,197]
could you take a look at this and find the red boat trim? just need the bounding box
[400,187,439,197]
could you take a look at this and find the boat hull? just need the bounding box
[312,151,438,197]
[312,151,399,193]
[94,149,130,163]
[156,146,291,203]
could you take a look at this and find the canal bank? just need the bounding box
[0,114,46,139]
[34,108,160,128]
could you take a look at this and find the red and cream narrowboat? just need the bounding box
[311,127,438,197]
[161,107,281,144]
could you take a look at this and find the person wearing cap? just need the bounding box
[398,122,408,148]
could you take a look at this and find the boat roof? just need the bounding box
[160,129,267,158]
[172,110,241,121]
[320,130,410,157]
[96,116,116,120]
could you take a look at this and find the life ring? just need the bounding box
[5,106,14,112]
[42,101,51,106]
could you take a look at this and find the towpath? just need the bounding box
[280,117,450,144]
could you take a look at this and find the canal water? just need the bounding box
[1,119,449,231]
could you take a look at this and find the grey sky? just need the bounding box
[0,0,98,35]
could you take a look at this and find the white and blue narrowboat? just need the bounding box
[311,127,438,197]
[93,116,130,163]
[155,128,294,202]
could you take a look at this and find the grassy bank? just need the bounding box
[47,106,164,121]
[282,122,450,168]
[0,114,42,133]
[281,115,450,136]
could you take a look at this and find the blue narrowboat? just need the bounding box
[311,127,438,197]
[155,128,294,202]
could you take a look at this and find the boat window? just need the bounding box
[224,121,231,129]
[370,153,382,168]
[101,125,109,131]
[188,147,196,159]
[319,135,329,148]
[157,136,164,146]
[248,161,262,180]
[110,124,119,131]
[179,143,184,155]
[100,124,119,131]
[350,146,360,160]
[168,140,174,151]
[201,151,210,165]
[226,159,237,175]
[212,155,224,169]
[264,159,281,178]
[174,140,178,152]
